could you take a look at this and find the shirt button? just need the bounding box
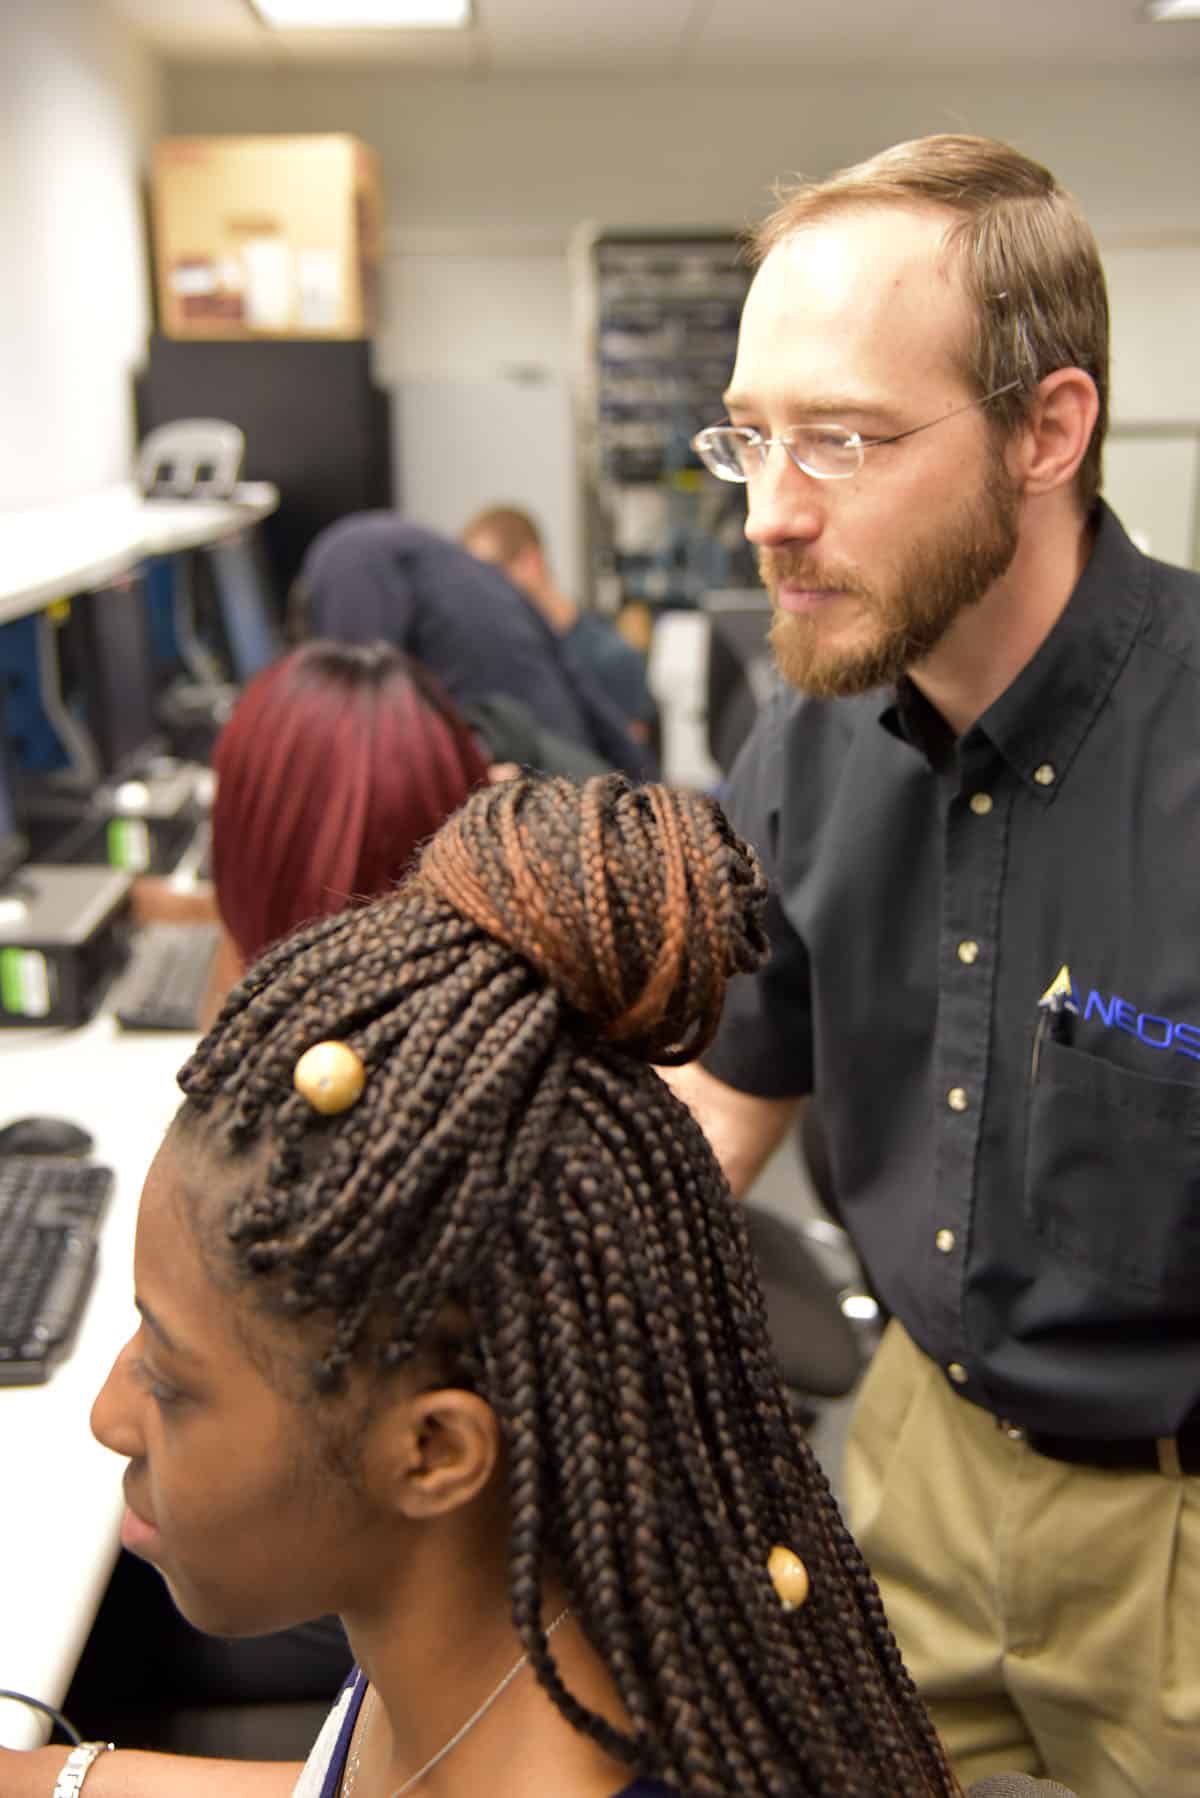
[935,1228,956,1253]
[947,1086,969,1112]
[947,1362,969,1385]
[969,792,994,815]
[957,940,980,965]
[1033,762,1056,787]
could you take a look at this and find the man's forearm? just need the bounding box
[658,1061,803,1199]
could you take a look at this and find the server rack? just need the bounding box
[570,228,758,616]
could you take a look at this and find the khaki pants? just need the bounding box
[844,1321,1200,1797]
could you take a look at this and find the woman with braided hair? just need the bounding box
[5,774,978,1798]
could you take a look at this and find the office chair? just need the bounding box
[700,588,777,777]
[795,1098,888,1332]
[137,419,245,501]
[967,1781,1076,1797]
[742,1200,864,1418]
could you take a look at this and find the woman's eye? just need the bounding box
[132,1358,183,1407]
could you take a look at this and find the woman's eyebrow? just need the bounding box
[135,1296,198,1362]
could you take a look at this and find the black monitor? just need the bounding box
[140,537,279,768]
[165,531,281,692]
[205,531,281,682]
[0,714,26,888]
[55,573,161,778]
[701,589,778,775]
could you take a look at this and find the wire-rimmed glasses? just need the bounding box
[691,381,1021,483]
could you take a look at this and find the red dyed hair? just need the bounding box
[211,641,490,966]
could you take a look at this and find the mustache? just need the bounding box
[757,547,867,596]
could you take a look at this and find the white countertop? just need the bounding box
[0,482,279,624]
[0,1014,196,1748]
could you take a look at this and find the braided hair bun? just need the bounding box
[416,774,768,1065]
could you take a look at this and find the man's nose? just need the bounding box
[743,449,827,551]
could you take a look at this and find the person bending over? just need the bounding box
[462,504,657,747]
[292,515,652,779]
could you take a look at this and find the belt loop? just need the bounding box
[1157,1437,1184,1479]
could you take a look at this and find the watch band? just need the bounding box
[52,1741,114,1797]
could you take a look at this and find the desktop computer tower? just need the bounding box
[0,864,133,1028]
[135,336,394,603]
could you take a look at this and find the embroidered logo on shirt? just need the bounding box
[1038,964,1200,1064]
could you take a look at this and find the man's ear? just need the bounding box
[1008,367,1099,499]
[512,543,547,590]
[366,1388,502,1521]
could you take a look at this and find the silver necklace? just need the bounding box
[342,1606,571,1797]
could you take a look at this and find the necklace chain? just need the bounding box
[341,1606,571,1797]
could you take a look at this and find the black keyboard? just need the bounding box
[113,921,220,1032]
[0,1160,113,1385]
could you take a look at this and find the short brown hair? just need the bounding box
[753,134,1109,513]
[462,504,543,566]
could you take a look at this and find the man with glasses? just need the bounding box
[664,134,1200,1797]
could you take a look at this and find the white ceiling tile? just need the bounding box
[478,0,697,67]
[109,0,1200,69]
[691,0,1200,66]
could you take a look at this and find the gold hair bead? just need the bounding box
[768,1544,810,1611]
[293,1041,366,1115]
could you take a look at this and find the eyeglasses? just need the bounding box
[691,382,1021,484]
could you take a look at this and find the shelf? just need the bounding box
[0,482,279,625]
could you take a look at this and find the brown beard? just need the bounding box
[761,449,1022,699]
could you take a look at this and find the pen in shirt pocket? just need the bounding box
[1031,963,1078,1081]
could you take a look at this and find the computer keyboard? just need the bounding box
[112,921,220,1032]
[0,1159,113,1385]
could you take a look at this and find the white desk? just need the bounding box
[0,482,279,625]
[0,1016,196,1748]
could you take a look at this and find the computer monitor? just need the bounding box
[204,530,281,683]
[145,532,280,694]
[700,588,778,775]
[55,573,161,778]
[0,713,27,888]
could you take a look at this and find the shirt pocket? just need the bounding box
[1025,1035,1200,1301]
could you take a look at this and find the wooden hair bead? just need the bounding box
[293,1041,366,1115]
[768,1543,810,1611]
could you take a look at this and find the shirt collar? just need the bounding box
[879,503,1151,796]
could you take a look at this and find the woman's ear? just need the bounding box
[1008,367,1100,499]
[367,1389,502,1521]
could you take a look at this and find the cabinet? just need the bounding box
[135,336,393,602]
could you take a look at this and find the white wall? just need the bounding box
[162,63,1200,242]
[163,63,1200,574]
[0,0,161,508]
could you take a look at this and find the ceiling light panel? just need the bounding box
[250,0,470,27]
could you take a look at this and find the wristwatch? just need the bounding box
[52,1742,114,1797]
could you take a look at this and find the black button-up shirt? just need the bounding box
[704,505,1200,1437]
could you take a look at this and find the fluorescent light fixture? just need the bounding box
[1144,1,1200,18]
[250,0,470,27]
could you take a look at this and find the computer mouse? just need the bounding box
[0,1115,95,1158]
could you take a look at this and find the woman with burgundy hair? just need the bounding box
[201,640,492,1018]
[63,643,496,1736]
